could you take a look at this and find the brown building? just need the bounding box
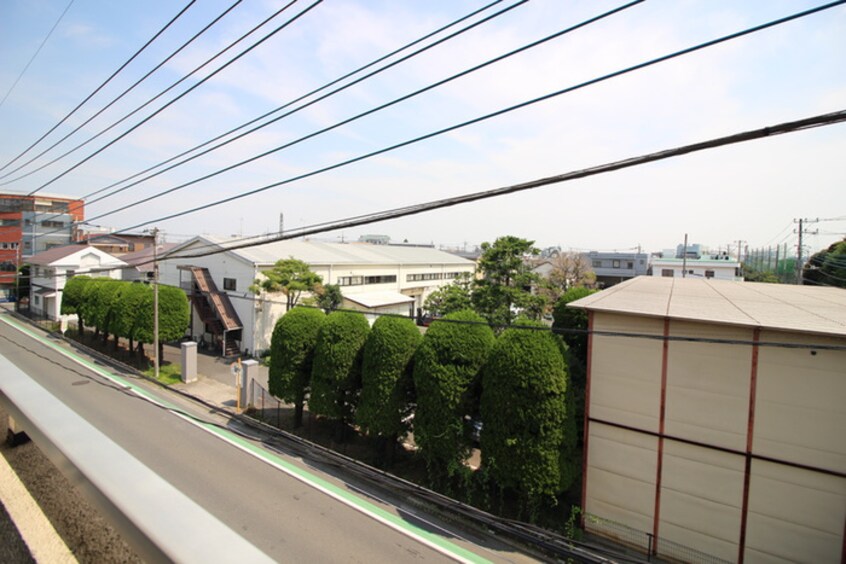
[571,277,845,563]
[0,192,84,300]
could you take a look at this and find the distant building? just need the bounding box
[585,251,649,287]
[358,234,390,245]
[0,192,84,300]
[159,236,475,356]
[78,231,156,256]
[570,277,846,563]
[27,245,126,320]
[651,244,742,281]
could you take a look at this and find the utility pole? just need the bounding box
[794,218,819,284]
[736,239,746,263]
[152,227,160,380]
[681,233,688,278]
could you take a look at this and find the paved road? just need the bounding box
[0,313,535,563]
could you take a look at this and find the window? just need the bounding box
[612,260,621,268]
[223,278,237,291]
[364,275,397,284]
[705,270,715,279]
[627,261,634,269]
[0,219,20,227]
[592,261,601,268]
[34,295,41,306]
[338,276,364,286]
[661,269,674,277]
[41,220,65,228]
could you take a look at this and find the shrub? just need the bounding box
[357,316,421,443]
[269,307,325,427]
[309,311,370,434]
[481,320,572,516]
[412,309,494,484]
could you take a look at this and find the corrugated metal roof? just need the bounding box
[344,291,414,308]
[199,236,474,267]
[569,276,846,337]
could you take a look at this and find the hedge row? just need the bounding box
[269,307,578,508]
[61,276,189,353]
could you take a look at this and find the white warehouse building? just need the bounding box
[159,236,475,356]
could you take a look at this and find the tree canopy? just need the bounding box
[423,273,473,317]
[803,238,846,288]
[251,258,322,310]
[268,307,325,427]
[412,309,495,483]
[481,320,573,514]
[472,236,544,326]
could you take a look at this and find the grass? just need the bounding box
[143,363,182,385]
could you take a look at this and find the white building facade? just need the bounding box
[159,236,475,355]
[28,245,126,320]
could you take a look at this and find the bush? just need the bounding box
[481,320,571,516]
[357,316,421,442]
[412,309,494,484]
[269,307,325,427]
[551,286,596,364]
[309,311,370,431]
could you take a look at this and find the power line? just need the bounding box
[16,0,318,195]
[0,0,198,175]
[74,0,531,210]
[0,0,76,110]
[93,2,846,235]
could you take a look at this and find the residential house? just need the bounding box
[586,251,649,287]
[120,243,178,282]
[158,236,475,356]
[651,244,742,281]
[0,191,84,300]
[27,245,126,320]
[569,277,846,562]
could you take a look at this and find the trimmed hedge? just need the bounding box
[481,320,572,512]
[309,311,370,425]
[412,309,494,482]
[357,315,421,440]
[269,307,325,427]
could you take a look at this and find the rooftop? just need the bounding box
[180,236,475,267]
[569,276,846,337]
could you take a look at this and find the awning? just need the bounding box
[34,287,56,298]
[343,291,414,309]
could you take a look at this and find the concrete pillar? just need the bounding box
[181,341,198,383]
[241,360,258,408]
[6,415,28,446]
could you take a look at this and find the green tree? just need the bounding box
[135,284,190,359]
[251,258,322,310]
[552,286,597,364]
[309,311,370,440]
[803,238,846,288]
[423,273,473,317]
[481,321,573,518]
[268,307,325,427]
[61,275,90,332]
[79,278,112,339]
[315,283,343,312]
[412,309,495,485]
[472,236,544,326]
[112,282,151,353]
[357,315,421,465]
[98,279,125,346]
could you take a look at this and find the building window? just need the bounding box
[592,261,601,268]
[705,270,715,279]
[627,261,634,269]
[661,269,674,277]
[364,275,397,284]
[41,220,65,228]
[338,276,364,286]
[34,295,41,306]
[223,278,237,291]
[612,260,621,268]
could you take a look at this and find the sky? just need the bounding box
[0,0,844,256]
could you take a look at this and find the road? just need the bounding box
[0,313,536,563]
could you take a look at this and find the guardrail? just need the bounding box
[0,353,273,563]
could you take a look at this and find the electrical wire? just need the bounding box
[77,0,644,224]
[0,0,199,175]
[84,0,846,234]
[0,0,76,110]
[15,0,318,195]
[71,0,516,206]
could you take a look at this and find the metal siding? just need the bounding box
[665,321,753,451]
[745,460,846,563]
[586,423,657,537]
[659,441,745,562]
[591,313,663,432]
[754,331,846,474]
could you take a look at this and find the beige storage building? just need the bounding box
[570,277,846,563]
